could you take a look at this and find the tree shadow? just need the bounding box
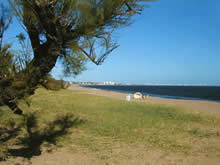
[0,127,21,143]
[6,112,86,159]
[0,108,22,145]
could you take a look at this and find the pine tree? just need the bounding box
[1,0,153,114]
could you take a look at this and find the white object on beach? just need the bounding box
[133,92,143,99]
[126,95,131,101]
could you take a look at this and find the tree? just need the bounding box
[0,0,153,115]
[0,4,13,79]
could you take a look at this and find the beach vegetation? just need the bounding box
[1,88,220,161]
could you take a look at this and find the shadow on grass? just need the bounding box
[0,127,21,144]
[5,113,85,159]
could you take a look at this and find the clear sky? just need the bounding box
[3,0,220,85]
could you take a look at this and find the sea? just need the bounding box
[82,85,220,103]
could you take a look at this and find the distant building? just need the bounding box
[103,81,115,85]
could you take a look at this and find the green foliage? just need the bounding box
[61,52,87,76]
[42,76,70,90]
[14,33,33,71]
[1,0,154,113]
[0,44,14,79]
[0,5,14,79]
[9,0,153,71]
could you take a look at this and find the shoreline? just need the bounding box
[82,86,220,103]
[69,85,220,116]
[81,85,220,103]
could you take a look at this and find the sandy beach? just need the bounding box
[69,85,220,116]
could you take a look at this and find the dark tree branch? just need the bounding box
[1,0,153,114]
[79,44,119,65]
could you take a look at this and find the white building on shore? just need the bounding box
[103,81,115,85]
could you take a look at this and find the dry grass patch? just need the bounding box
[0,88,220,161]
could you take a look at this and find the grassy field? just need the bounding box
[0,88,220,161]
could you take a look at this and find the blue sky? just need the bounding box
[3,0,220,85]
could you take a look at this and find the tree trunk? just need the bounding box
[0,41,61,115]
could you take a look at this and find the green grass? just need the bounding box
[0,88,220,160]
